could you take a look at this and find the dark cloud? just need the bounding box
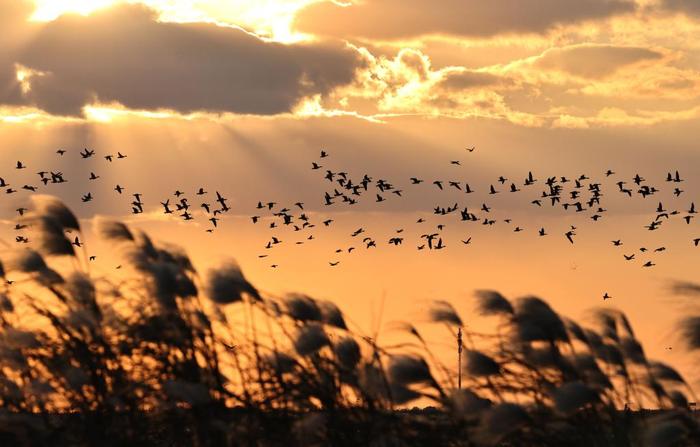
[2,4,363,116]
[0,0,35,107]
[436,70,505,91]
[293,0,636,40]
[0,60,23,109]
[662,0,700,16]
[534,44,663,79]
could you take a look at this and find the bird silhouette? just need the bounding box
[565,231,576,244]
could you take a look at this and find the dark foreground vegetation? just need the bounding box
[0,196,699,446]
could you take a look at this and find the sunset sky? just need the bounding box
[1,0,699,381]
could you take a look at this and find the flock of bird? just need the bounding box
[2,146,698,301]
[4,148,232,261]
[248,148,698,285]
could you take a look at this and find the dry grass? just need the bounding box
[0,197,698,446]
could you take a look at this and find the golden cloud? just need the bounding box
[293,0,636,39]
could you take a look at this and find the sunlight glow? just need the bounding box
[30,0,122,20]
[30,0,316,43]
[83,104,176,122]
[15,64,47,94]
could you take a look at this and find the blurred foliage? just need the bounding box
[0,197,697,446]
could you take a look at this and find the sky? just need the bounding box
[0,0,699,382]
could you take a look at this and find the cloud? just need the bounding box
[662,0,700,17]
[324,48,541,126]
[435,70,505,91]
[3,4,363,116]
[532,44,664,79]
[293,0,636,40]
[493,43,700,102]
[552,105,700,128]
[0,0,35,108]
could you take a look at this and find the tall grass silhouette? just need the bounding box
[0,196,697,446]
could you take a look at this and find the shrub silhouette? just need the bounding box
[0,197,697,446]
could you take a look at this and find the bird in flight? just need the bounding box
[565,230,576,244]
[32,146,695,275]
